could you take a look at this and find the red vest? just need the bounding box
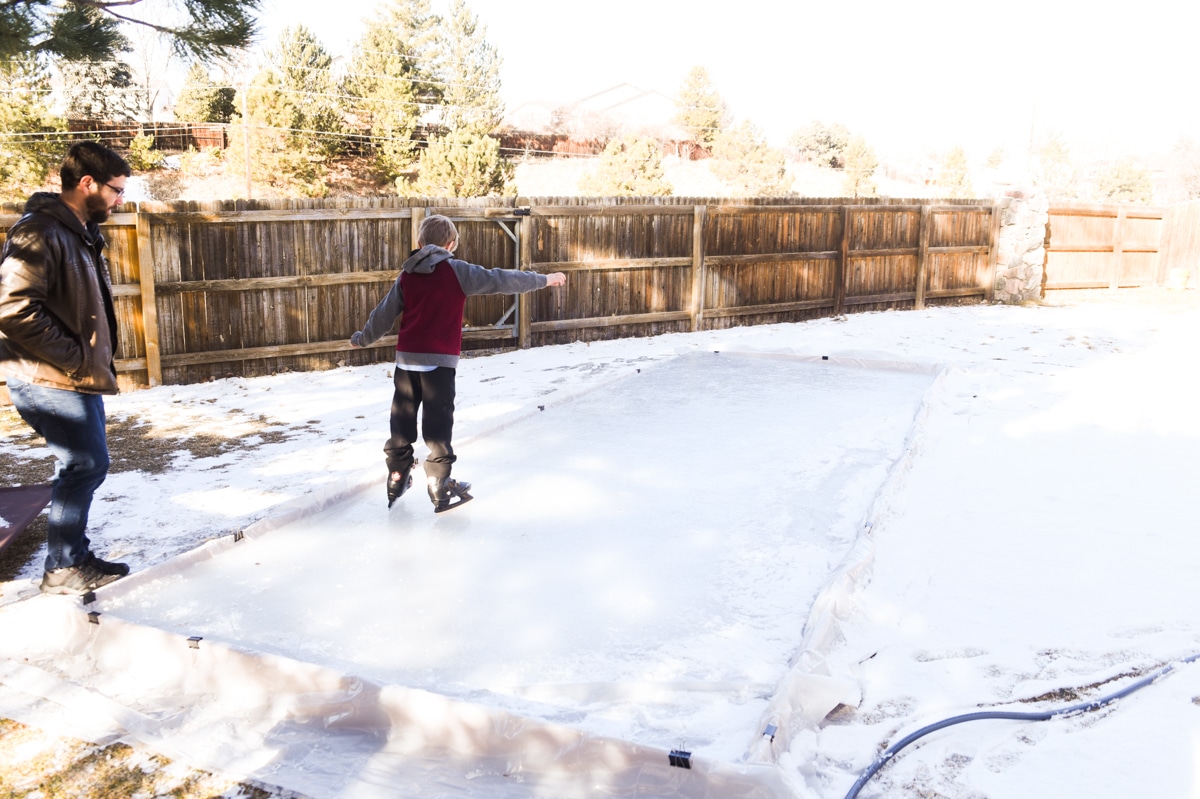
[396,260,467,356]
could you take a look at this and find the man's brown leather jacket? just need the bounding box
[0,192,119,395]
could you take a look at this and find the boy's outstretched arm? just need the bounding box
[454,261,566,296]
[349,280,404,348]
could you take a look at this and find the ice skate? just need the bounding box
[387,461,416,508]
[427,475,473,513]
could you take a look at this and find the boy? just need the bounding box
[350,214,566,512]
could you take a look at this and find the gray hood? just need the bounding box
[401,244,454,274]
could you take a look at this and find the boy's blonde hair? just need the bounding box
[418,214,458,248]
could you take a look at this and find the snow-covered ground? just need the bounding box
[1,290,1198,798]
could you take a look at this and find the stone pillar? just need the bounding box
[992,189,1049,304]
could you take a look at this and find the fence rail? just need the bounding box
[3,195,996,394]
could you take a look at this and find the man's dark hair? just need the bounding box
[60,141,132,191]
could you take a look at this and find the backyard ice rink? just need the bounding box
[2,292,1199,798]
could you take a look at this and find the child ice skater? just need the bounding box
[350,214,566,512]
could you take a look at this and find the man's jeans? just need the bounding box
[6,378,110,572]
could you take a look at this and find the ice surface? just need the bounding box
[100,352,933,761]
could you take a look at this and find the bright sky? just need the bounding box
[254,0,1200,162]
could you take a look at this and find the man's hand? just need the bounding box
[545,272,566,287]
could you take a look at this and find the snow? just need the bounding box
[2,292,1199,799]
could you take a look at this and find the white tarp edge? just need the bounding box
[0,597,794,798]
[743,359,953,764]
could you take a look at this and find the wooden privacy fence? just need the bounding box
[1157,199,1200,288]
[66,120,228,151]
[1045,204,1166,290]
[0,196,997,392]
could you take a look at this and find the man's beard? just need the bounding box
[84,192,112,223]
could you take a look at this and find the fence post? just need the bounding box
[690,205,707,331]
[835,205,850,315]
[914,204,930,310]
[1109,206,1126,290]
[518,213,533,349]
[134,210,163,387]
[411,205,425,249]
[985,200,1004,302]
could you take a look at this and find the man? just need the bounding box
[0,141,131,595]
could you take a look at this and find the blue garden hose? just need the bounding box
[843,651,1200,799]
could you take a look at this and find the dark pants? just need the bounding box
[6,378,110,572]
[386,367,456,482]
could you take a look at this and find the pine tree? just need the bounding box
[59,59,142,121]
[672,66,727,148]
[411,128,512,197]
[265,25,345,156]
[709,121,789,197]
[936,146,973,198]
[841,136,878,197]
[226,64,328,197]
[1034,133,1079,201]
[0,57,67,200]
[343,0,439,179]
[1094,158,1153,204]
[173,62,235,123]
[433,0,503,134]
[578,136,672,197]
[788,121,850,168]
[0,0,260,63]
[1168,136,1200,201]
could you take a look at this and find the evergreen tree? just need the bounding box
[1094,158,1153,204]
[0,57,67,200]
[0,0,260,63]
[411,128,512,197]
[578,135,672,197]
[1034,133,1079,201]
[265,25,345,155]
[225,66,328,197]
[936,146,973,198]
[710,121,790,197]
[788,121,850,168]
[1167,136,1200,201]
[173,62,235,123]
[343,0,439,179]
[433,0,503,134]
[59,59,142,121]
[841,136,878,197]
[672,66,727,147]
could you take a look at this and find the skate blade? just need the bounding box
[387,475,414,508]
[433,492,473,514]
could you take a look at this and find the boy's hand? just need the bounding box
[545,272,566,287]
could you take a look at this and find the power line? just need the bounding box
[0,122,611,159]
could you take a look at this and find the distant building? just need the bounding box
[498,83,693,157]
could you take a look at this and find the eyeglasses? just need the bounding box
[102,181,127,198]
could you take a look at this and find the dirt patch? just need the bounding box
[0,717,295,798]
[1,404,314,484]
[0,403,318,579]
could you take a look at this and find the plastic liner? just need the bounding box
[0,349,944,798]
[0,597,791,798]
[0,483,52,553]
